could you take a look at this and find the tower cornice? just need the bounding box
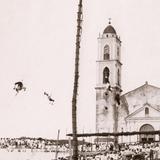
[96,60,122,65]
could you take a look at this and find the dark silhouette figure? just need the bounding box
[115,94,120,105]
[149,149,154,160]
[14,81,26,95]
[104,82,112,96]
[44,92,55,104]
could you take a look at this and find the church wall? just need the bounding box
[117,95,129,134]
[117,84,160,143]
[118,118,160,143]
[96,89,117,133]
[96,26,122,134]
[124,84,160,114]
[96,24,160,145]
[122,103,160,120]
[121,119,160,143]
[126,119,160,132]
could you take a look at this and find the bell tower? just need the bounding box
[96,21,122,133]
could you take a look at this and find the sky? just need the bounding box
[0,0,160,139]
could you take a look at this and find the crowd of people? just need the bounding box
[0,137,69,152]
[0,137,160,159]
[80,142,160,160]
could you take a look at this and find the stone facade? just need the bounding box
[96,23,122,133]
[119,83,160,143]
[96,23,160,143]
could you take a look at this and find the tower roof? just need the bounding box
[103,25,116,34]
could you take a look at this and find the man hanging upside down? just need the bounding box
[14,81,26,95]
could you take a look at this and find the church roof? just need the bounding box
[120,82,160,114]
[103,25,117,34]
[122,82,160,97]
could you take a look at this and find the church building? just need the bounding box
[95,22,160,143]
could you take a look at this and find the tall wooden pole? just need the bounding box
[55,129,60,160]
[72,0,83,160]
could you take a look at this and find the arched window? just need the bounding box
[140,124,154,132]
[117,69,120,85]
[103,67,110,84]
[145,107,149,116]
[104,45,110,60]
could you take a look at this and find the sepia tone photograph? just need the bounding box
[0,0,160,159]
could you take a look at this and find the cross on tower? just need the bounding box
[108,18,111,24]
